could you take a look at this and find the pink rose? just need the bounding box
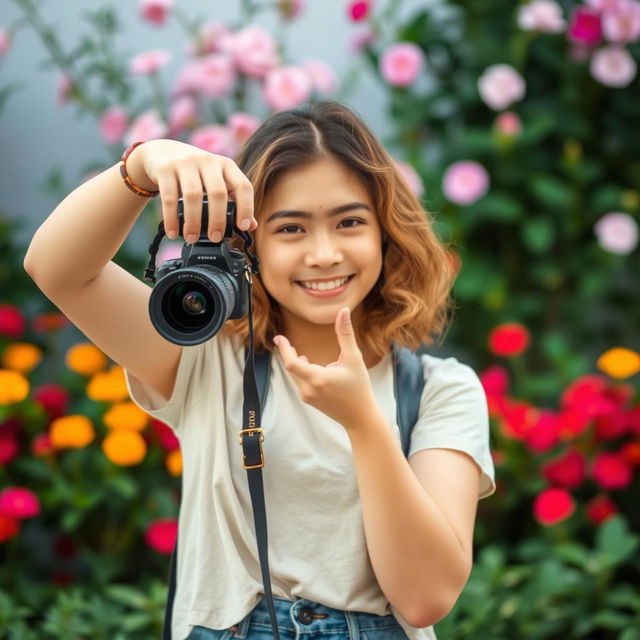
[517,0,566,33]
[140,0,172,26]
[129,49,171,75]
[168,95,198,137]
[349,26,376,53]
[173,55,236,98]
[0,28,10,56]
[594,212,638,254]
[348,1,372,22]
[495,111,522,136]
[229,26,279,78]
[443,161,490,205]
[590,45,637,85]
[393,159,424,198]
[263,65,313,111]
[124,110,168,146]
[189,125,235,157]
[380,42,424,87]
[99,106,128,144]
[568,7,603,45]
[0,487,40,519]
[602,4,640,43]
[228,112,261,149]
[587,0,632,11]
[191,21,233,56]
[301,59,338,94]
[478,64,526,110]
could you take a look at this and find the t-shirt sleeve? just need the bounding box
[123,339,209,433]
[408,356,496,499]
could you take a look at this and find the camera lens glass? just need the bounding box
[166,282,213,330]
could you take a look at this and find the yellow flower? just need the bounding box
[50,415,95,449]
[65,343,108,376]
[0,370,30,405]
[165,449,182,476]
[2,343,43,374]
[103,402,149,431]
[597,347,640,379]
[102,429,147,466]
[87,366,129,403]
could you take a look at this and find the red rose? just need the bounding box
[534,487,576,526]
[0,515,20,542]
[145,517,178,554]
[585,494,616,525]
[0,304,25,339]
[33,384,70,420]
[488,322,530,357]
[542,448,585,489]
[592,452,633,490]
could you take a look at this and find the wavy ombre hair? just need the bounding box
[221,101,457,358]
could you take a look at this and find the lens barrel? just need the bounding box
[149,265,238,345]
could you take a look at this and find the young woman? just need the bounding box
[24,100,495,640]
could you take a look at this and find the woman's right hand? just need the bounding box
[127,139,257,244]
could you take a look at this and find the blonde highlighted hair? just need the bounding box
[222,100,457,358]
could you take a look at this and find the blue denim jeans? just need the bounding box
[186,595,408,640]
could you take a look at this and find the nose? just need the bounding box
[304,232,343,268]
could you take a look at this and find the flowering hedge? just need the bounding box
[2,0,640,637]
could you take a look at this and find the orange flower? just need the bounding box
[50,415,95,449]
[65,343,108,376]
[597,347,640,379]
[2,343,43,374]
[165,449,182,476]
[87,366,129,402]
[0,370,29,405]
[102,429,147,466]
[103,402,149,431]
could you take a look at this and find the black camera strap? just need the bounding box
[237,263,283,640]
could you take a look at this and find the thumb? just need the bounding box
[335,307,359,357]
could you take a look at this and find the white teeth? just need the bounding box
[299,276,350,291]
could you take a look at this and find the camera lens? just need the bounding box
[182,290,207,315]
[149,266,238,345]
[166,282,212,330]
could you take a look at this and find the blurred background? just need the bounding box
[1,0,639,638]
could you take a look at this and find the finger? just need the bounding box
[200,157,229,243]
[221,159,255,232]
[176,162,205,244]
[334,307,360,360]
[156,164,180,240]
[274,336,313,379]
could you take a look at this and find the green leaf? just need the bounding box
[596,515,640,569]
[521,217,555,253]
[592,609,633,630]
[530,175,573,208]
[462,193,524,226]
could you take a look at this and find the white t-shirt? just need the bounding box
[124,332,495,640]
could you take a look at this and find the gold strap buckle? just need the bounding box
[238,427,265,469]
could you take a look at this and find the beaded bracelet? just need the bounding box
[120,141,160,198]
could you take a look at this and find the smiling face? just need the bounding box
[255,155,383,339]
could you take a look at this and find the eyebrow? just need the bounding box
[264,202,372,224]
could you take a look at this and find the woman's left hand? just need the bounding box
[274,307,379,434]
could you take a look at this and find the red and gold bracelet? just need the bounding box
[119,141,160,198]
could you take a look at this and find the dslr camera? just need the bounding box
[148,198,250,345]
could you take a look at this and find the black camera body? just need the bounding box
[148,199,250,346]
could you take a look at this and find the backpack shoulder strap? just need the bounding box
[392,343,425,458]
